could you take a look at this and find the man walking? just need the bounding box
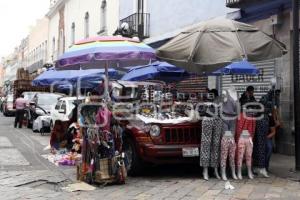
[15,94,26,128]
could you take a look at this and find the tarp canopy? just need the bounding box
[121,61,189,82]
[32,68,119,87]
[157,18,287,74]
[211,60,259,75]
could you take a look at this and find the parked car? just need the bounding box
[32,93,64,113]
[50,96,85,127]
[32,107,52,135]
[23,93,63,128]
[2,94,16,116]
[22,92,38,105]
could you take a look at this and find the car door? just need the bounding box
[60,100,68,121]
[51,100,62,123]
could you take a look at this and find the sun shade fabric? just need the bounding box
[156,18,287,74]
[121,61,189,82]
[56,36,157,69]
[32,68,118,87]
[211,60,259,75]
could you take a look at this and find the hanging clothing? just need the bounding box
[253,115,269,168]
[200,117,223,168]
[220,136,236,168]
[96,107,112,132]
[253,91,275,168]
[237,137,253,167]
[223,119,236,133]
[236,113,256,140]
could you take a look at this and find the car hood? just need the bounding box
[38,105,53,113]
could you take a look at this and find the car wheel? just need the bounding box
[123,137,143,176]
[40,128,45,136]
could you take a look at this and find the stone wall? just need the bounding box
[251,11,294,155]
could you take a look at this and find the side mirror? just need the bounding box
[58,109,66,114]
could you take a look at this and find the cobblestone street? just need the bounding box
[1,115,300,200]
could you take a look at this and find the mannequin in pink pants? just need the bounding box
[237,130,254,179]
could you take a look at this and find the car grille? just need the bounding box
[163,127,201,144]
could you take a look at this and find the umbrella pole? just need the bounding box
[105,61,109,101]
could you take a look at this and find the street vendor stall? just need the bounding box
[52,36,157,185]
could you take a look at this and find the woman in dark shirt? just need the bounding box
[265,115,276,171]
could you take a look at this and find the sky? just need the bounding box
[0,0,49,59]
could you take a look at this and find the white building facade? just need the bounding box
[47,0,120,62]
[26,18,49,74]
[119,0,233,46]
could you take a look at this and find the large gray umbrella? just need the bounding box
[156,18,287,74]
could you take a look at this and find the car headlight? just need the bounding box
[149,125,160,137]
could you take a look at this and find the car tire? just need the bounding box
[123,137,144,176]
[40,128,45,136]
[26,118,32,129]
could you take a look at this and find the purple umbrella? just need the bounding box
[56,36,157,98]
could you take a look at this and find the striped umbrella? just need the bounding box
[56,36,156,69]
[55,36,156,99]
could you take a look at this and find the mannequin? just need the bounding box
[220,88,238,180]
[253,91,274,177]
[237,130,254,179]
[200,89,222,180]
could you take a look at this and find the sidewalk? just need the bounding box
[270,153,300,181]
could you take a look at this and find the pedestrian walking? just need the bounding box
[14,94,26,128]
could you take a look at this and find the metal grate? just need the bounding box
[120,13,150,39]
[163,127,201,144]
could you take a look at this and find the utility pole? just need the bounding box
[293,0,300,170]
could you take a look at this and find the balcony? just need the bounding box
[226,0,270,8]
[119,13,150,40]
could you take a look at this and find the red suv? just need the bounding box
[111,81,201,175]
[2,94,16,116]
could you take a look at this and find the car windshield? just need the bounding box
[37,94,62,106]
[23,92,36,101]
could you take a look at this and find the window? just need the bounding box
[71,22,75,45]
[55,101,62,110]
[52,37,56,58]
[44,40,48,60]
[100,0,107,34]
[61,101,66,111]
[84,12,89,38]
[59,29,64,55]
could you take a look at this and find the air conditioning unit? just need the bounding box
[270,14,283,26]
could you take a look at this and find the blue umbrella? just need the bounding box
[32,68,119,87]
[121,61,189,82]
[211,60,259,75]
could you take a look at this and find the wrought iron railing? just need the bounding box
[226,0,268,8]
[120,13,150,39]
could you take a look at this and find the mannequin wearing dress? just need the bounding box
[253,91,274,177]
